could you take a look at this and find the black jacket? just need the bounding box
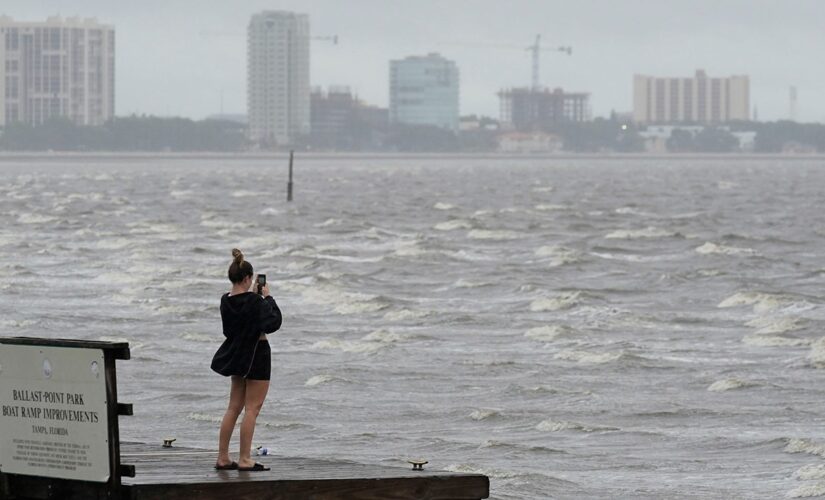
[211,292,282,377]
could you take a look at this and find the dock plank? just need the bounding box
[120,442,489,500]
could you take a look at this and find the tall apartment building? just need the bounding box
[633,70,749,124]
[498,87,590,132]
[247,11,310,146]
[389,53,459,131]
[0,16,115,128]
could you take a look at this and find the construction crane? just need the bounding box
[441,35,571,91]
[527,35,571,91]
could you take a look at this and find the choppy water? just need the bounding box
[2,156,825,499]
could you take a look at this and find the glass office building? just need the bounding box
[389,53,459,132]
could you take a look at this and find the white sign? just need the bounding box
[0,345,110,482]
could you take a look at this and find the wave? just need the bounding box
[745,316,807,334]
[311,338,387,354]
[553,349,624,364]
[788,482,825,498]
[17,213,58,224]
[604,227,676,239]
[534,203,567,211]
[535,419,617,433]
[718,291,810,314]
[433,202,456,210]
[187,412,221,423]
[742,334,810,347]
[696,242,756,256]
[304,374,349,387]
[534,245,582,267]
[314,218,342,227]
[382,309,428,321]
[467,229,522,241]
[450,278,492,288]
[524,325,570,342]
[181,332,215,343]
[707,378,755,392]
[434,219,473,231]
[529,291,582,312]
[808,338,825,368]
[785,438,825,458]
[469,409,500,421]
[794,464,825,481]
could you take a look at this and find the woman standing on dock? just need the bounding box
[211,249,282,471]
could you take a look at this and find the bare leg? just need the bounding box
[217,375,246,466]
[238,379,270,468]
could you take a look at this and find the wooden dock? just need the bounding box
[117,441,489,500]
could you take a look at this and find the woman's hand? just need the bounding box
[261,283,271,297]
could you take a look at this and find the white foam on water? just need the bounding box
[530,291,582,312]
[718,292,807,314]
[787,482,825,498]
[808,338,825,368]
[605,227,675,239]
[433,202,456,210]
[17,213,58,224]
[97,336,144,350]
[94,238,133,250]
[315,218,342,227]
[534,203,567,211]
[707,378,754,392]
[742,334,810,347]
[524,325,570,342]
[532,185,555,193]
[467,229,522,241]
[717,180,738,190]
[181,332,215,343]
[187,412,221,423]
[534,245,581,267]
[794,464,825,480]
[696,242,756,256]
[392,241,425,257]
[444,463,521,480]
[554,349,624,364]
[434,219,473,231]
[361,329,403,343]
[535,419,608,432]
[231,190,267,198]
[383,309,428,321]
[746,316,807,334]
[450,278,490,288]
[470,409,500,421]
[786,439,825,458]
[310,338,387,354]
[304,374,346,387]
[169,190,194,198]
[0,319,38,328]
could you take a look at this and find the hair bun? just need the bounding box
[231,248,244,264]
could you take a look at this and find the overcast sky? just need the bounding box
[4,0,824,122]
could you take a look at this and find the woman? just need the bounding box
[211,248,282,472]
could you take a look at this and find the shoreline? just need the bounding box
[0,151,824,162]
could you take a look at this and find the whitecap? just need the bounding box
[794,464,825,480]
[181,332,215,343]
[554,350,623,364]
[707,378,753,392]
[718,292,808,314]
[788,482,825,498]
[304,374,345,387]
[383,309,428,321]
[187,412,221,423]
[605,227,675,239]
[361,329,403,343]
[467,229,522,240]
[696,242,756,256]
[433,202,456,210]
[745,316,807,334]
[532,186,555,193]
[785,438,825,458]
[524,325,570,342]
[742,334,810,347]
[310,338,386,354]
[529,291,581,312]
[534,203,567,211]
[470,409,500,421]
[444,464,521,480]
[535,419,615,432]
[534,245,581,267]
[17,213,58,224]
[315,218,341,227]
[808,338,825,368]
[434,219,473,231]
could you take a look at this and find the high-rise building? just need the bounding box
[389,53,459,131]
[247,11,310,146]
[310,86,388,150]
[498,87,590,132]
[633,70,749,124]
[0,16,115,128]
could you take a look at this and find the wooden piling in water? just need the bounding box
[287,150,294,202]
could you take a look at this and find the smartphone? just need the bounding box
[256,274,266,294]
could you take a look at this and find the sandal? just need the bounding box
[214,461,238,470]
[238,462,270,472]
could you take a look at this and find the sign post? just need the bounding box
[0,338,131,499]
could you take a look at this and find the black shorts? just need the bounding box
[247,340,271,381]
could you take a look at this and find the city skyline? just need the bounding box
[1,0,824,123]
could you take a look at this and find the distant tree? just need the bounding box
[385,124,459,152]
